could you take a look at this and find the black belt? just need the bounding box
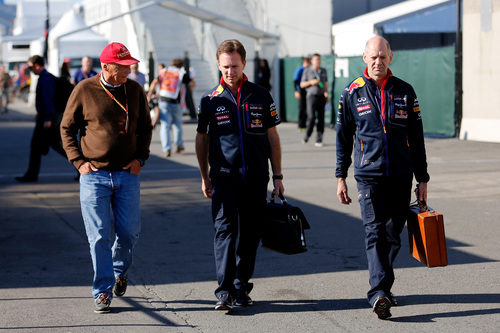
[159,96,179,104]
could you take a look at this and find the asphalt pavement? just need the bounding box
[1,99,499,332]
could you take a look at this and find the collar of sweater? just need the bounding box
[100,72,122,88]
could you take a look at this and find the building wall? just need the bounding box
[461,0,500,142]
[245,0,332,57]
[81,0,142,63]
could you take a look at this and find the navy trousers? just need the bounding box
[25,120,66,179]
[355,175,412,306]
[211,175,268,298]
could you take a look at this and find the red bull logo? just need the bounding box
[251,119,263,128]
[210,85,224,99]
[395,110,408,119]
[349,77,366,94]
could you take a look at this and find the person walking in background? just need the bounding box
[60,42,153,313]
[0,65,12,113]
[147,63,165,127]
[196,39,284,311]
[15,56,67,182]
[8,65,20,104]
[293,57,310,131]
[256,58,271,91]
[128,63,146,88]
[182,50,197,120]
[336,36,429,320]
[60,59,72,83]
[147,59,186,157]
[72,56,97,85]
[300,53,328,147]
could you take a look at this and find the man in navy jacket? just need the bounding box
[196,39,284,311]
[16,55,66,182]
[336,36,430,320]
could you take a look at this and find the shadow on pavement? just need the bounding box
[0,123,496,300]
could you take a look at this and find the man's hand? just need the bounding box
[78,161,98,175]
[337,178,352,205]
[201,177,213,198]
[416,182,428,203]
[294,91,301,99]
[123,159,142,175]
[273,179,284,198]
[310,79,319,86]
[43,120,52,129]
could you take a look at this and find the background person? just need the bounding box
[300,53,328,147]
[148,59,186,157]
[0,65,12,113]
[182,50,197,120]
[128,63,146,88]
[72,56,97,85]
[15,56,67,182]
[293,57,310,131]
[256,58,271,91]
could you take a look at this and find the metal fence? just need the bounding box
[280,46,456,137]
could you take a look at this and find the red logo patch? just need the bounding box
[216,114,229,121]
[357,105,371,112]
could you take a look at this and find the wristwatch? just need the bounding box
[136,159,145,167]
[272,174,283,180]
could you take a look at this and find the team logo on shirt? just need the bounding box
[395,110,408,119]
[357,104,371,112]
[215,106,229,116]
[251,119,263,128]
[210,85,224,100]
[216,114,229,121]
[393,95,407,108]
[348,77,366,94]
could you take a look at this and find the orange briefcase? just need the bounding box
[407,203,448,267]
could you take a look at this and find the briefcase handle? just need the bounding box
[270,190,288,204]
[412,184,428,213]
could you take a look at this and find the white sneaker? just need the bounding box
[314,142,324,147]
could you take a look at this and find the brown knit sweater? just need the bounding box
[61,75,153,171]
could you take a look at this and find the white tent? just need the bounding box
[48,8,108,75]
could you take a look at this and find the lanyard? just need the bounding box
[98,73,129,133]
[221,75,247,178]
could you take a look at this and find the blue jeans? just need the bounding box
[159,100,183,152]
[80,170,141,299]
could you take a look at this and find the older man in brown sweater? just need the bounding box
[61,42,152,313]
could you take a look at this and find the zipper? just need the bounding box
[378,80,390,176]
[360,139,365,167]
[228,86,246,178]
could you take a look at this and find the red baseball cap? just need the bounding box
[99,42,139,65]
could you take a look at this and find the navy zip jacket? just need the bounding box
[336,68,430,183]
[197,74,281,179]
[35,69,57,123]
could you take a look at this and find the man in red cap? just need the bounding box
[61,42,153,313]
